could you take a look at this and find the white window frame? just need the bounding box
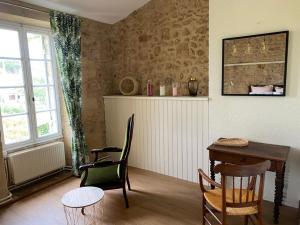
[0,20,62,152]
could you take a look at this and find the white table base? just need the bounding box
[61,187,105,225]
[63,200,104,225]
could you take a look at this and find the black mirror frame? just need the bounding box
[222,31,289,96]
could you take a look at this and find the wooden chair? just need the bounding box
[79,114,134,208]
[198,160,271,225]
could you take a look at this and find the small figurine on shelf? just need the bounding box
[147,80,153,96]
[188,77,198,96]
[160,81,166,96]
[172,82,178,96]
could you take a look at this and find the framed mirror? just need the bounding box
[222,31,289,96]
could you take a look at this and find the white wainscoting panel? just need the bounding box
[104,96,209,183]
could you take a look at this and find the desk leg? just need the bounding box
[210,160,215,189]
[274,165,285,224]
[279,164,286,206]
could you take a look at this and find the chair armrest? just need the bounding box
[91,147,122,153]
[198,169,222,192]
[79,163,94,171]
[79,160,124,171]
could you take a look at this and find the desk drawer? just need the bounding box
[209,151,279,172]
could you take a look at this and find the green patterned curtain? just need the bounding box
[50,11,88,176]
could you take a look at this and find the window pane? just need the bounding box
[36,111,58,137]
[49,86,56,109]
[0,26,60,149]
[31,61,47,85]
[0,59,24,87]
[0,28,20,58]
[27,33,50,60]
[33,87,50,111]
[46,61,54,85]
[2,115,30,144]
[0,88,27,116]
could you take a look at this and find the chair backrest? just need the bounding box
[118,114,135,177]
[214,160,270,210]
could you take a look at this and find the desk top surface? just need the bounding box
[207,141,290,162]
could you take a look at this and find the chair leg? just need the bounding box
[127,172,131,191]
[221,212,226,225]
[244,215,249,225]
[257,212,264,225]
[122,184,129,208]
[201,195,206,225]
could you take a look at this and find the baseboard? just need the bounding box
[8,168,67,191]
[0,170,72,208]
[0,192,12,206]
[284,197,299,209]
[298,200,300,225]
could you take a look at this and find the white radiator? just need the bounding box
[104,96,209,183]
[7,142,66,185]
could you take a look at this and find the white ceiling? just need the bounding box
[20,0,151,24]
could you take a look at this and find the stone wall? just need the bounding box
[81,19,113,152]
[110,0,209,96]
[58,0,210,164]
[224,64,285,94]
[224,33,287,64]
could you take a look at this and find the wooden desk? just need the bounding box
[207,141,290,224]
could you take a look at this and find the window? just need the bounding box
[0,22,61,151]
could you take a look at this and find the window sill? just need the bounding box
[4,135,64,155]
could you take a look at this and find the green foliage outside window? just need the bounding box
[5,61,21,74]
[1,106,24,114]
[37,123,49,136]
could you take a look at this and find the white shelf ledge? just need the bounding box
[224,61,285,67]
[103,95,209,101]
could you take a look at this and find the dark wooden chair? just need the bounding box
[79,114,134,208]
[198,160,271,225]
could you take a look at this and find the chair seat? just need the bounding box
[81,165,120,186]
[204,188,258,216]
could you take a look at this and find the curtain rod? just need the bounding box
[0,1,49,14]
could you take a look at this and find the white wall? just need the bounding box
[209,0,300,208]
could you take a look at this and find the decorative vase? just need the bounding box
[188,77,198,96]
[160,81,166,96]
[147,80,153,96]
[172,82,178,96]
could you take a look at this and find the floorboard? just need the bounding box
[0,167,297,225]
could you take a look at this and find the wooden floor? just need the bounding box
[0,167,297,225]
[8,170,72,205]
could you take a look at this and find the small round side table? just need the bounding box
[61,187,104,225]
